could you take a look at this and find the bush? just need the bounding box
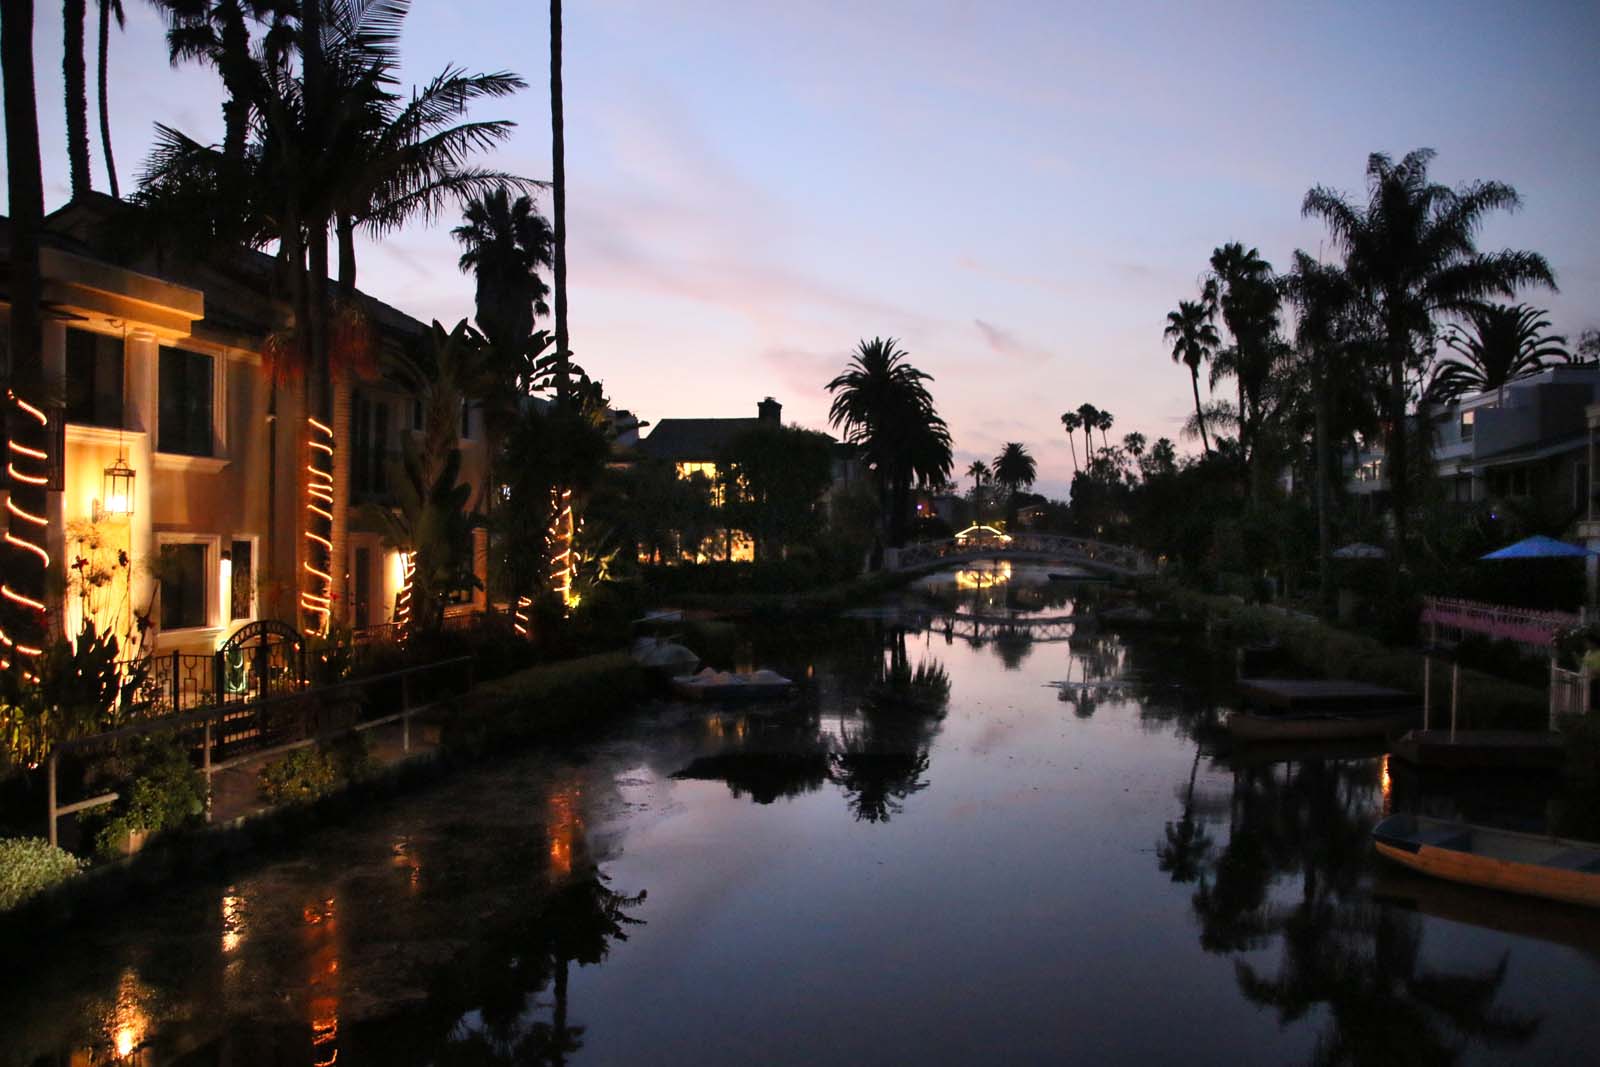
[88,736,207,859]
[443,652,650,754]
[258,746,341,805]
[0,837,85,912]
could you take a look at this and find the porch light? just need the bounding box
[102,456,136,516]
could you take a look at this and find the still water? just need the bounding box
[5,563,1599,1065]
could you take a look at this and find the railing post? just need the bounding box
[171,649,181,711]
[1423,655,1431,732]
[1450,662,1460,741]
[401,671,412,753]
[47,750,59,847]
[203,719,214,822]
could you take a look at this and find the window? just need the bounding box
[158,347,214,456]
[1459,409,1475,441]
[229,539,254,621]
[352,392,390,496]
[159,542,208,631]
[65,328,124,427]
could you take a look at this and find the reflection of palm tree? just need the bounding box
[831,628,949,822]
[1157,745,1213,883]
[831,743,931,823]
[992,625,1034,670]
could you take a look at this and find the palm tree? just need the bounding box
[1205,242,1280,463]
[827,337,953,548]
[1059,411,1081,472]
[1164,299,1219,455]
[94,0,125,197]
[1096,409,1114,453]
[63,0,92,196]
[965,460,989,519]
[1122,432,1145,458]
[1304,148,1556,561]
[151,1,279,172]
[3,0,52,678]
[549,0,570,409]
[1428,303,1569,405]
[992,442,1037,525]
[454,187,554,374]
[1076,402,1099,462]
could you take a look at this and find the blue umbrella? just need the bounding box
[1479,535,1597,560]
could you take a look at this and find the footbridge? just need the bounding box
[885,527,1156,577]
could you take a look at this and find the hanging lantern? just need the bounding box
[102,456,136,516]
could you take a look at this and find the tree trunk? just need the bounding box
[1066,434,1078,473]
[3,0,52,663]
[330,371,351,627]
[1190,368,1211,454]
[1386,345,1408,568]
[63,0,90,197]
[219,5,250,170]
[549,0,570,409]
[1313,355,1332,612]
[336,213,357,298]
[95,0,117,198]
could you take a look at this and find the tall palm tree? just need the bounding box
[1059,411,1081,472]
[549,0,570,409]
[1205,242,1280,463]
[1122,432,1146,458]
[965,460,989,518]
[151,0,280,172]
[63,0,92,196]
[992,442,1037,525]
[1427,303,1569,405]
[1304,148,1555,562]
[94,0,124,197]
[1096,409,1114,453]
[2,0,52,680]
[1076,402,1099,462]
[453,187,554,373]
[827,337,953,548]
[1164,299,1218,455]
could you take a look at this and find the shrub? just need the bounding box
[0,837,85,912]
[88,736,207,859]
[258,746,341,805]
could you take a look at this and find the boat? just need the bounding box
[1389,729,1566,771]
[630,635,700,677]
[671,667,795,703]
[1372,813,1600,909]
[1225,708,1414,741]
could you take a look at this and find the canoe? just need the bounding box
[671,667,795,703]
[1226,708,1414,742]
[1372,813,1600,909]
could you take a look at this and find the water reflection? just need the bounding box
[1162,748,1543,1063]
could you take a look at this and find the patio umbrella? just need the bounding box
[1479,535,1597,561]
[1331,542,1387,560]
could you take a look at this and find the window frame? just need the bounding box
[155,533,221,639]
[228,535,259,624]
[155,345,225,459]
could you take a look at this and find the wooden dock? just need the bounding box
[1237,678,1415,713]
[1390,729,1566,771]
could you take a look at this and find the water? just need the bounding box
[5,563,1599,1065]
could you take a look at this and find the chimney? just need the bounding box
[758,396,782,424]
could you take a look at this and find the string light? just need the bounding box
[394,551,415,638]
[300,417,337,635]
[2,389,50,678]
[547,487,579,612]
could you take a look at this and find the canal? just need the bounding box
[4,563,1598,1064]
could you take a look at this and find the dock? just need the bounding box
[1236,678,1415,713]
[1390,729,1566,771]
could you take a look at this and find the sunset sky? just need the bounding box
[13,0,1600,497]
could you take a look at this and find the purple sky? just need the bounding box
[10,0,1600,497]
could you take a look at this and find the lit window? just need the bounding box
[1459,409,1475,441]
[160,542,209,630]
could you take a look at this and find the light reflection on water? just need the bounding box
[4,569,1600,1064]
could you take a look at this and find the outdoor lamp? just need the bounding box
[102,456,136,516]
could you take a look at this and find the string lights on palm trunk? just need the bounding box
[301,416,336,636]
[2,389,52,683]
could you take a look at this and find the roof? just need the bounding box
[637,418,765,462]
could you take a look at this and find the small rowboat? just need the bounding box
[1372,813,1600,909]
[671,667,795,704]
[1225,708,1414,742]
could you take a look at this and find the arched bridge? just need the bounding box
[885,528,1155,577]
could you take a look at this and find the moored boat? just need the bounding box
[671,667,795,703]
[1372,813,1600,909]
[1225,708,1414,742]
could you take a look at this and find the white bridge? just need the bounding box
[885,527,1156,577]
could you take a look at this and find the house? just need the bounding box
[1347,365,1599,518]
[1,200,493,664]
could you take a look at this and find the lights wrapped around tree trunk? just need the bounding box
[395,550,415,638]
[301,416,336,636]
[547,487,579,612]
[2,389,52,683]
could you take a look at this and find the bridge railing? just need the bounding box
[887,534,1154,575]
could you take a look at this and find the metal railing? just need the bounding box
[1420,596,1580,654]
[45,656,474,847]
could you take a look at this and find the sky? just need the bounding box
[10,0,1600,498]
